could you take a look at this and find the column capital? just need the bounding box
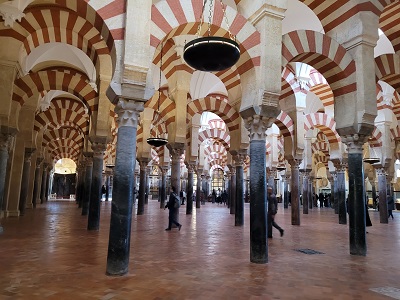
[0,132,14,152]
[138,159,149,170]
[233,153,247,167]
[114,99,144,128]
[91,142,107,158]
[289,159,301,169]
[36,156,44,168]
[24,147,36,162]
[375,167,386,176]
[186,164,196,173]
[341,134,368,154]
[169,148,184,161]
[244,115,274,141]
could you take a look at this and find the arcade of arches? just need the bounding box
[0,0,400,296]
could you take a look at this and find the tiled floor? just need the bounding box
[0,200,399,300]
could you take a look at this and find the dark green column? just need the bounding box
[290,159,300,225]
[87,142,106,230]
[106,100,143,276]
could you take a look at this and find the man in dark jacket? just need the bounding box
[165,186,182,231]
[268,186,284,238]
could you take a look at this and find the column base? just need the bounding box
[7,210,20,217]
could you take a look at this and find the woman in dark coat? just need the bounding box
[365,194,372,228]
[388,194,395,219]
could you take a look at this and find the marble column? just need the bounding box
[245,115,269,264]
[186,164,195,215]
[145,166,150,205]
[137,160,148,215]
[308,176,313,210]
[19,148,35,215]
[337,164,347,224]
[82,154,93,216]
[87,142,106,230]
[230,167,236,214]
[235,155,245,226]
[159,167,167,209]
[283,174,290,209]
[32,157,43,208]
[0,133,13,233]
[40,163,48,204]
[45,166,51,201]
[105,171,111,202]
[332,172,339,214]
[106,100,143,276]
[302,171,309,215]
[345,138,366,256]
[376,168,388,223]
[169,148,183,224]
[196,171,202,208]
[78,162,86,208]
[290,159,300,225]
[371,181,377,209]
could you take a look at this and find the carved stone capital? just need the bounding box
[376,167,386,177]
[170,148,184,162]
[186,164,196,173]
[91,142,107,158]
[24,148,36,163]
[0,2,25,28]
[244,115,274,141]
[36,157,44,168]
[139,160,149,171]
[289,159,301,170]
[114,99,144,128]
[233,154,247,168]
[341,134,368,154]
[0,133,14,152]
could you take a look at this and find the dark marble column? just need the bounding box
[78,162,86,208]
[230,167,236,214]
[226,171,231,209]
[159,167,167,209]
[331,172,338,214]
[40,163,48,204]
[137,160,148,215]
[337,164,347,224]
[106,100,143,276]
[19,148,35,216]
[376,168,388,223]
[245,116,269,264]
[309,176,313,210]
[235,155,245,226]
[0,133,14,233]
[302,171,309,214]
[196,171,202,208]
[81,155,93,216]
[186,164,195,215]
[32,157,43,208]
[105,171,111,202]
[45,166,51,201]
[87,142,106,230]
[168,148,183,223]
[283,175,290,209]
[345,138,366,256]
[145,166,150,205]
[290,159,300,225]
[371,181,377,209]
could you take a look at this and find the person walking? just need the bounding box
[388,194,395,219]
[268,186,284,238]
[164,186,182,231]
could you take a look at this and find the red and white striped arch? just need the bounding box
[187,95,240,133]
[145,91,175,128]
[209,119,227,131]
[309,69,334,107]
[34,108,89,134]
[151,148,160,165]
[375,54,400,91]
[198,128,230,151]
[304,113,341,147]
[42,127,84,148]
[312,141,330,155]
[13,70,97,111]
[393,91,400,120]
[379,1,400,53]
[390,126,400,141]
[150,0,261,78]
[299,1,384,33]
[275,111,294,138]
[369,127,383,148]
[204,142,228,158]
[282,30,356,97]
[280,66,306,100]
[52,152,79,163]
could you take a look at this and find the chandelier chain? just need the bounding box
[208,0,213,37]
[196,0,207,37]
[220,0,235,40]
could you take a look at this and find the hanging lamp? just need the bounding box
[147,42,168,148]
[183,0,240,72]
